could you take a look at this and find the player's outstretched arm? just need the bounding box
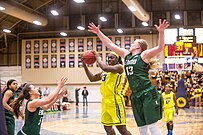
[88,23,129,58]
[142,19,169,59]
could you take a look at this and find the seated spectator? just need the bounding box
[62,89,70,110]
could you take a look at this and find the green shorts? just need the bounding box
[5,115,15,135]
[130,86,162,127]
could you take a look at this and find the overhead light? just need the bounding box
[0,6,5,10]
[0,1,48,26]
[174,14,180,19]
[128,6,136,12]
[77,26,85,30]
[3,29,11,33]
[33,20,42,25]
[122,0,150,22]
[60,32,67,36]
[117,29,123,33]
[99,16,107,22]
[73,0,85,3]
[142,22,148,26]
[51,10,59,16]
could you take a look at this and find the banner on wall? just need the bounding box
[199,44,203,57]
[25,55,31,68]
[34,55,40,68]
[42,55,48,68]
[69,39,75,52]
[51,54,57,68]
[96,38,102,52]
[51,40,57,53]
[87,38,93,50]
[125,36,131,50]
[78,54,83,68]
[60,39,66,53]
[25,41,31,54]
[78,38,84,52]
[69,54,75,68]
[34,40,40,54]
[115,37,121,48]
[42,40,48,53]
[60,54,66,68]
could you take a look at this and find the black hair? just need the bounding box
[6,79,16,90]
[11,84,32,118]
[118,56,123,64]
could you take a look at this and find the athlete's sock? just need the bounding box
[148,122,162,135]
[138,125,149,135]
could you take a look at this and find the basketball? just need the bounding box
[82,51,96,64]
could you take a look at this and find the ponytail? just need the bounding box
[11,94,25,118]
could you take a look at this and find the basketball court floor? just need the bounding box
[15,103,203,135]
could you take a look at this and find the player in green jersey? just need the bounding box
[82,51,131,135]
[2,79,18,135]
[11,77,67,135]
[88,19,169,135]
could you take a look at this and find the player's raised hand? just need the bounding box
[154,19,169,32]
[88,23,100,34]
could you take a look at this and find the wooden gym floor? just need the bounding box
[15,103,203,135]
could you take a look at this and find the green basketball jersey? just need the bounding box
[124,53,151,96]
[2,89,16,116]
[20,100,44,135]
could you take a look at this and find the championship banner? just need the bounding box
[34,55,40,68]
[51,54,57,68]
[69,54,75,68]
[34,40,40,54]
[96,38,102,52]
[42,55,48,68]
[78,38,84,52]
[125,36,131,50]
[60,39,66,53]
[192,43,198,57]
[25,41,31,54]
[87,38,93,50]
[198,43,203,57]
[115,37,121,48]
[25,55,31,68]
[164,45,169,57]
[51,40,57,53]
[168,44,175,56]
[60,54,66,68]
[42,40,48,53]
[69,39,75,52]
[78,54,83,68]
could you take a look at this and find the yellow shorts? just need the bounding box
[101,95,126,126]
[164,107,174,123]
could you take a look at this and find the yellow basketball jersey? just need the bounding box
[100,69,124,97]
[162,92,175,109]
[194,88,202,97]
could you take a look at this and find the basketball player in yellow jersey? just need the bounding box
[82,51,131,135]
[162,84,178,135]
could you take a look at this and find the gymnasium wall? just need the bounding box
[21,34,161,85]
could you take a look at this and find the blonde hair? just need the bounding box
[136,39,148,52]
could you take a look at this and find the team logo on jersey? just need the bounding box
[38,110,44,115]
[125,59,137,65]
